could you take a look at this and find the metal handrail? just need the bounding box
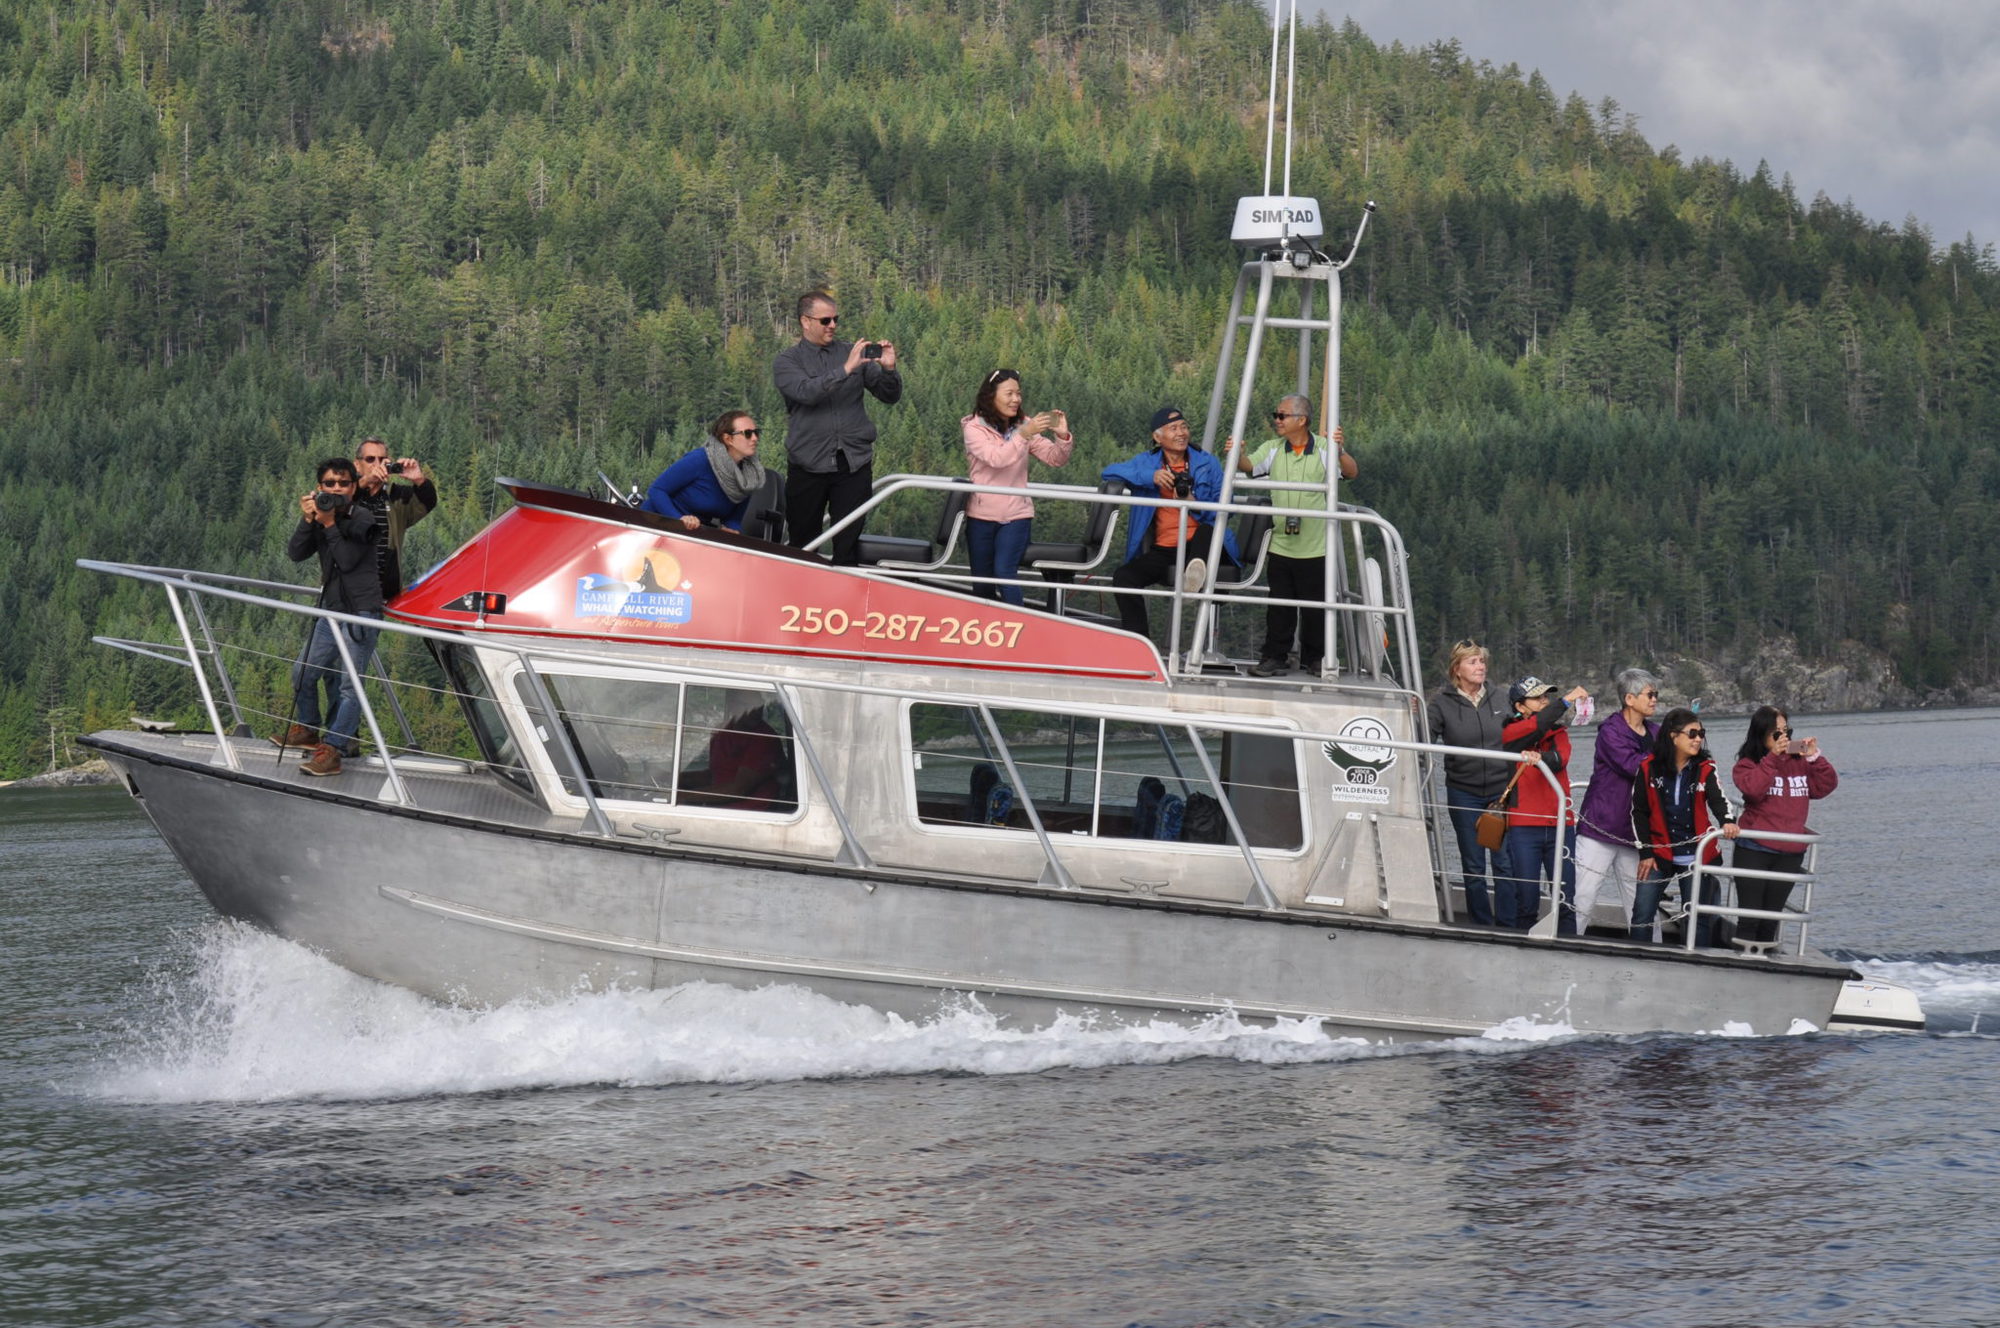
[80,557,1552,916]
[1682,827,1822,954]
[815,473,1421,675]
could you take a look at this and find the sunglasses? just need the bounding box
[1452,638,1483,651]
[727,428,760,439]
[1640,689,1660,700]
[1678,727,1705,740]
[1271,410,1300,421]
[808,315,839,326]
[1772,726,1792,737]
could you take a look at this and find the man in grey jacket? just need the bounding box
[773,289,903,565]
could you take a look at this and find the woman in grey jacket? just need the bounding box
[1426,640,1515,925]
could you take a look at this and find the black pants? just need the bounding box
[1261,552,1326,668]
[1110,543,1237,637]
[1732,844,1805,945]
[786,459,872,565]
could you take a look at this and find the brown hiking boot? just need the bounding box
[271,724,318,749]
[299,743,343,778]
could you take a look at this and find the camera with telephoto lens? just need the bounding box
[384,460,405,474]
[1172,472,1192,499]
[313,489,350,512]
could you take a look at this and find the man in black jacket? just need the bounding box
[773,290,902,564]
[273,458,382,777]
[352,436,438,601]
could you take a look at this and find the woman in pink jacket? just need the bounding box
[1731,706,1839,948]
[961,369,1073,605]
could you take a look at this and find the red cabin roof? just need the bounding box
[391,481,1166,682]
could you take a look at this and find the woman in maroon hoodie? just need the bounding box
[1730,706,1838,949]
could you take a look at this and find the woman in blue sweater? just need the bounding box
[642,410,766,531]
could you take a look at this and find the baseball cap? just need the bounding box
[1508,676,1556,705]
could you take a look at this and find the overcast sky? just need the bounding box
[1313,1,2000,251]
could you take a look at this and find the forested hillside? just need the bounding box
[2,0,1997,774]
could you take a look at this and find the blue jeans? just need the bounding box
[966,517,1034,606]
[291,612,383,750]
[1632,863,1721,947]
[1504,825,1579,934]
[1445,785,1511,926]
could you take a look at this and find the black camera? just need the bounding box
[861,341,883,360]
[384,460,405,474]
[1172,472,1192,499]
[313,489,350,512]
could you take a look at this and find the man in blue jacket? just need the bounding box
[1101,407,1240,640]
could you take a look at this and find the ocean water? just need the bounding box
[3,708,1998,1327]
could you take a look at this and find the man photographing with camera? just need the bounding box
[273,457,383,778]
[352,436,437,602]
[773,289,902,565]
[1101,406,1240,641]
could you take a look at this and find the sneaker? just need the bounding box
[299,743,343,778]
[271,724,318,749]
[1250,657,1287,677]
[1180,558,1208,593]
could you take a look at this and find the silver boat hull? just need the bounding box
[104,742,1856,1042]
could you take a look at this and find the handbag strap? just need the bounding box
[1490,755,1532,808]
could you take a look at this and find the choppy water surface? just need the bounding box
[3,709,1999,1327]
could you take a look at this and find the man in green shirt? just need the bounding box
[1233,393,1355,676]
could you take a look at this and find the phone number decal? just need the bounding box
[777,605,1026,649]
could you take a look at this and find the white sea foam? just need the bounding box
[86,922,1597,1104]
[1851,955,2000,1022]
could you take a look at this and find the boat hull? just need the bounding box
[98,739,1856,1041]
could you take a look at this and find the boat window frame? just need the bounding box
[431,641,541,801]
[898,697,1310,857]
[498,658,806,823]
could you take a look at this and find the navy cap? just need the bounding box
[1148,406,1186,434]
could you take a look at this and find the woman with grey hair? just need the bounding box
[1571,667,1662,934]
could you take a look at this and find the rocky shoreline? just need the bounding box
[1,759,118,790]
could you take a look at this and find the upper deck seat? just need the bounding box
[1213,497,1275,592]
[1023,478,1126,614]
[857,479,970,570]
[736,471,788,543]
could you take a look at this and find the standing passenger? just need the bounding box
[1426,640,1515,927]
[1572,668,1662,935]
[1231,394,1354,677]
[1631,709,1739,945]
[1500,678,1592,933]
[773,290,903,564]
[1731,707,1837,950]
[961,369,1073,606]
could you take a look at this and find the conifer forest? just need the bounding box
[1,0,1997,774]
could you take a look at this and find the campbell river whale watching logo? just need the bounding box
[1323,716,1395,803]
[575,550,692,623]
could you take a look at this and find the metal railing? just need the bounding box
[809,473,1423,688]
[80,557,1561,920]
[1682,827,1821,955]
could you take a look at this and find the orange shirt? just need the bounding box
[1152,458,1198,548]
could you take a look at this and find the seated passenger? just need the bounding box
[1100,406,1239,640]
[642,410,766,531]
[704,704,790,812]
[1630,708,1738,945]
[962,369,1073,606]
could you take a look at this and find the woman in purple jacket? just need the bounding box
[1570,667,1662,935]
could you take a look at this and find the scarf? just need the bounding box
[704,439,764,505]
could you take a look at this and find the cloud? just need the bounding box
[1313,0,2000,245]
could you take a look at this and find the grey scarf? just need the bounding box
[704,439,764,505]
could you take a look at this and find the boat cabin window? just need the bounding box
[432,642,535,796]
[520,672,798,815]
[907,704,1303,849]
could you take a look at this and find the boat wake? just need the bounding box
[1841,950,2000,1034]
[82,922,1609,1104]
